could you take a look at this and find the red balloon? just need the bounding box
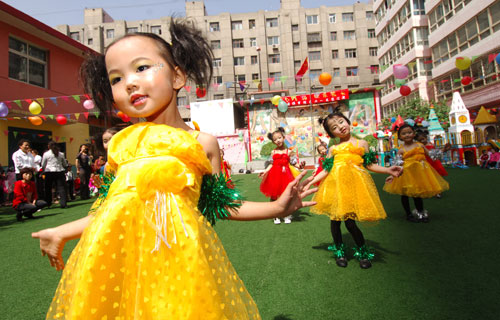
[373,133,378,138]
[399,85,411,96]
[461,76,472,85]
[56,115,67,125]
[196,87,207,98]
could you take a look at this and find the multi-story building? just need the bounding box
[55,0,379,106]
[427,0,500,110]
[374,0,432,118]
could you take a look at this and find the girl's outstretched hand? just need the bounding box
[387,166,403,177]
[32,228,66,271]
[385,176,394,184]
[275,170,317,217]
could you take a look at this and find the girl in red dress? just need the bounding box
[259,127,301,224]
[416,130,448,176]
[313,144,328,186]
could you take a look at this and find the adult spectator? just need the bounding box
[31,149,44,196]
[75,144,92,200]
[13,168,47,221]
[42,141,68,208]
[12,139,35,180]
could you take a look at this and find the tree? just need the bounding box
[379,98,450,130]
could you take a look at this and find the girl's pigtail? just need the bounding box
[80,53,114,120]
[277,127,285,134]
[267,132,273,140]
[169,18,213,89]
[318,117,325,125]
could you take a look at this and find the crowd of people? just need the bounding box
[0,135,112,221]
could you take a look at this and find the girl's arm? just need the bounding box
[197,132,222,174]
[229,170,317,221]
[360,140,401,177]
[306,169,328,189]
[31,215,92,271]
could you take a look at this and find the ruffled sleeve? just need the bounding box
[322,157,334,172]
[362,150,378,167]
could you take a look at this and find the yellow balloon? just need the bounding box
[455,57,471,70]
[271,95,281,105]
[29,101,42,115]
[29,116,43,126]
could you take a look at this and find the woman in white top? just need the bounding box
[41,141,68,208]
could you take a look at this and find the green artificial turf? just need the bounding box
[0,168,499,319]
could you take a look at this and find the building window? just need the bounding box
[214,94,224,100]
[213,76,223,84]
[234,57,245,66]
[342,12,354,22]
[8,37,47,88]
[370,65,379,74]
[213,58,222,68]
[249,19,256,29]
[151,26,161,35]
[177,96,187,106]
[330,31,337,41]
[268,54,280,63]
[329,14,336,23]
[413,0,425,15]
[293,42,300,49]
[366,11,373,20]
[345,49,357,58]
[294,60,301,68]
[307,32,322,42]
[310,69,322,80]
[236,74,246,82]
[267,36,280,45]
[126,27,138,34]
[88,38,93,45]
[346,66,358,76]
[332,50,339,59]
[266,18,278,27]
[333,68,340,77]
[250,37,257,47]
[368,29,376,38]
[344,30,356,40]
[231,21,243,30]
[309,51,321,61]
[70,32,80,41]
[211,40,221,50]
[306,15,319,24]
[251,56,258,64]
[209,22,220,32]
[106,29,114,39]
[270,72,282,80]
[369,47,378,56]
[292,24,299,31]
[232,39,244,48]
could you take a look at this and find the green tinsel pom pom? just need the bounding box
[322,157,334,172]
[353,245,375,261]
[89,172,116,213]
[198,173,243,226]
[327,243,346,258]
[362,150,378,167]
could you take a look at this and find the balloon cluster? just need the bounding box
[393,64,412,97]
[271,95,289,113]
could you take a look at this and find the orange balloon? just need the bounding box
[319,72,332,86]
[29,116,43,126]
[352,121,358,127]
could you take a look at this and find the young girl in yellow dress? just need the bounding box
[383,123,449,222]
[307,110,401,269]
[31,19,317,320]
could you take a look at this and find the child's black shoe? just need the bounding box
[335,257,348,268]
[359,259,372,269]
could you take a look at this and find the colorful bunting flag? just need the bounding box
[72,95,81,103]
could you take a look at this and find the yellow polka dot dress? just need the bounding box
[46,123,260,319]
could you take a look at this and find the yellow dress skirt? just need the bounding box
[46,123,260,320]
[383,146,449,198]
[311,143,387,222]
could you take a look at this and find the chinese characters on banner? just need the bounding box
[281,89,349,106]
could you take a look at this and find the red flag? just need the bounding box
[295,57,308,78]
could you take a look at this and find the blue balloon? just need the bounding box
[390,117,396,123]
[278,99,288,113]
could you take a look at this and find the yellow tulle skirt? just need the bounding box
[47,191,260,319]
[311,165,387,221]
[383,160,449,198]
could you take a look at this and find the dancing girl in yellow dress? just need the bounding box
[307,110,401,269]
[31,18,317,320]
[384,123,449,222]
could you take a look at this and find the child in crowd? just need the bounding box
[313,144,328,186]
[259,127,303,224]
[306,109,401,269]
[13,168,47,221]
[65,165,75,201]
[479,150,489,169]
[415,130,447,198]
[220,149,232,183]
[32,19,315,320]
[384,124,449,222]
[487,149,500,169]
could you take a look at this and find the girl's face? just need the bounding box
[416,135,428,145]
[102,131,114,150]
[272,132,285,147]
[327,116,350,138]
[399,127,415,142]
[318,145,327,156]
[105,36,186,120]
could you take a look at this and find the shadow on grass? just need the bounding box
[291,210,310,222]
[0,209,67,229]
[312,238,400,264]
[273,314,294,320]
